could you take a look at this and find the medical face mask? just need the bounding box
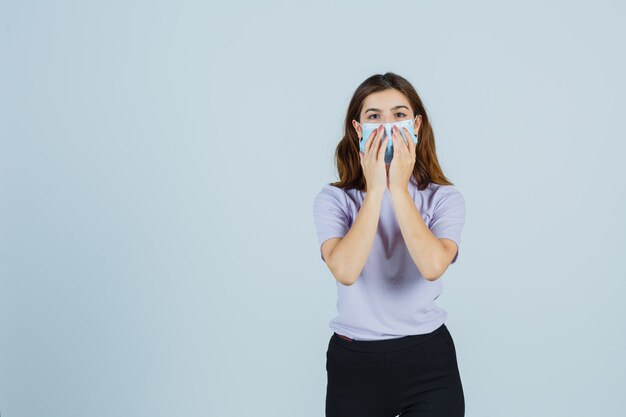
[357,115,419,164]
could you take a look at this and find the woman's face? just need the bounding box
[352,88,422,140]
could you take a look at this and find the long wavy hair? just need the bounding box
[330,72,454,191]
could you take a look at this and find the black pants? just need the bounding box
[325,324,464,417]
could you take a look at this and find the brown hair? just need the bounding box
[330,72,454,191]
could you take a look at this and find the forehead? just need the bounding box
[362,89,410,110]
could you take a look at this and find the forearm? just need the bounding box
[389,185,447,280]
[328,189,384,285]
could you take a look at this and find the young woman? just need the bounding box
[313,72,466,417]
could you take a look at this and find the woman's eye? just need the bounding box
[367,113,406,119]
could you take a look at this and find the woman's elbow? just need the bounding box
[421,259,448,281]
[332,264,358,286]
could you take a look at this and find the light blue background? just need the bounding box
[1,1,625,416]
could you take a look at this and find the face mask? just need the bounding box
[357,115,419,164]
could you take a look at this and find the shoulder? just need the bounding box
[319,183,347,194]
[315,183,348,199]
[428,183,465,209]
[313,183,350,208]
[432,183,463,197]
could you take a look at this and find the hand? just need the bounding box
[388,116,422,191]
[359,125,387,194]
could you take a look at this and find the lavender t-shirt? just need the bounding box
[312,176,465,341]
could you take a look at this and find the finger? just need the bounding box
[392,127,405,156]
[364,126,380,156]
[365,129,376,155]
[403,127,416,157]
[378,135,388,162]
[399,126,409,146]
[377,126,386,155]
[369,126,383,160]
[371,125,383,156]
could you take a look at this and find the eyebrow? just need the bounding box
[365,105,410,113]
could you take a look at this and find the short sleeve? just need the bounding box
[312,185,351,261]
[429,186,466,264]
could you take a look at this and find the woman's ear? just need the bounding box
[414,114,422,133]
[352,119,362,139]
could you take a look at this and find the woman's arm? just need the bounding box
[389,186,456,281]
[322,189,384,286]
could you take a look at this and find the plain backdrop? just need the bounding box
[1,1,625,416]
